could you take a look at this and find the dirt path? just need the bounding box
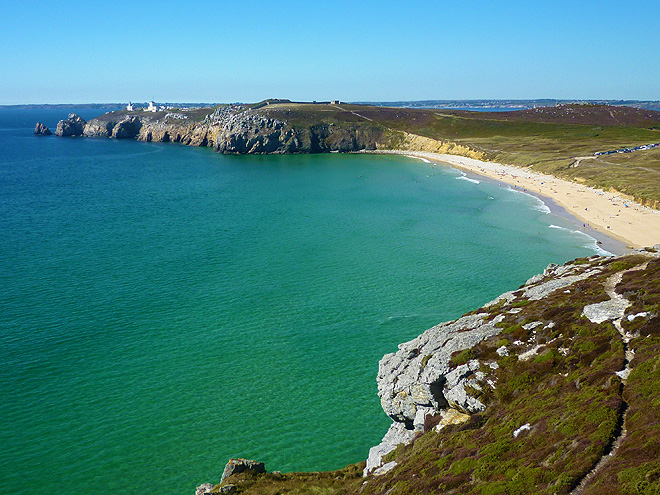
[570,261,649,494]
[334,105,373,121]
[570,156,596,167]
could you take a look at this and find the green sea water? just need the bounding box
[0,109,609,494]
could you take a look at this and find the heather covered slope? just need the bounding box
[358,253,660,495]
[205,251,660,495]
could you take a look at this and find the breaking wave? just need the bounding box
[548,224,613,256]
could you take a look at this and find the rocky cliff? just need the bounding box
[54,103,415,155]
[34,122,52,135]
[359,249,660,495]
[55,113,86,136]
[201,248,660,495]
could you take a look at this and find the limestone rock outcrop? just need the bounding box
[364,312,505,475]
[377,313,505,427]
[220,458,266,483]
[55,113,87,136]
[214,111,288,153]
[34,122,52,135]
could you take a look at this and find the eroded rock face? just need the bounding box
[55,113,87,136]
[363,312,506,475]
[111,116,143,139]
[73,105,381,154]
[364,422,416,475]
[220,458,266,483]
[83,119,115,137]
[213,110,291,153]
[34,122,52,135]
[378,313,504,427]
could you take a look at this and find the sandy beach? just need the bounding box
[371,150,660,250]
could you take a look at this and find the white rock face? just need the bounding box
[364,312,506,475]
[583,298,631,324]
[524,267,602,300]
[364,422,416,475]
[377,313,503,427]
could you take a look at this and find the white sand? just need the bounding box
[371,150,660,249]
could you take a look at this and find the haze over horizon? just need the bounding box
[2,0,658,105]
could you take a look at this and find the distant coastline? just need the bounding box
[6,98,660,111]
[354,99,660,111]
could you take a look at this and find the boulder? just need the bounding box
[54,113,87,136]
[195,483,214,495]
[220,458,266,483]
[34,122,52,135]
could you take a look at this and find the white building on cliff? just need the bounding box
[147,101,157,112]
[126,102,134,111]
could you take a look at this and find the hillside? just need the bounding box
[200,249,660,495]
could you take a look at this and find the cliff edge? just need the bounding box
[52,102,485,159]
[201,249,660,495]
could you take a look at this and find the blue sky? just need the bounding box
[1,0,658,104]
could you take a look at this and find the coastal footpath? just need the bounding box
[199,249,660,495]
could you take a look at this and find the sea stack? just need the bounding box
[34,122,52,135]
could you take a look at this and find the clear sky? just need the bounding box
[1,0,658,104]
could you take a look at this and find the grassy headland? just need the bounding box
[257,102,660,208]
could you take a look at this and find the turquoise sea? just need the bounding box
[0,108,615,495]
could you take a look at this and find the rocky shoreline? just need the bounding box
[40,105,386,154]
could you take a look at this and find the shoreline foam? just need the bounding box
[368,150,660,250]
